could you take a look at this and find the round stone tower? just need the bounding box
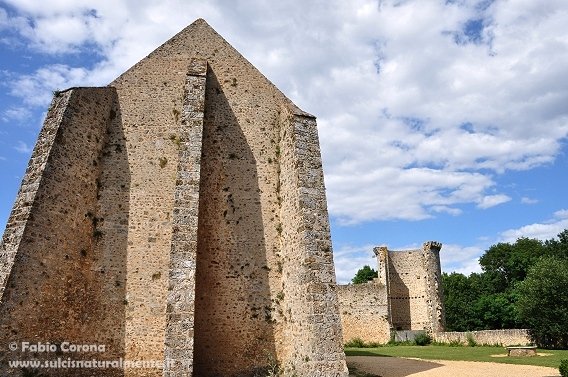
[423,241,446,333]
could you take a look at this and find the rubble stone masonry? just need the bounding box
[337,281,391,344]
[0,19,348,377]
[337,242,445,344]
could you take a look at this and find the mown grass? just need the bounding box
[345,345,568,369]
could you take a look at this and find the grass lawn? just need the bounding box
[345,345,568,369]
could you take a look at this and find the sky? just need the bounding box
[1,0,567,284]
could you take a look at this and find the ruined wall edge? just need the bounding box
[278,106,348,376]
[0,91,73,299]
[0,87,118,376]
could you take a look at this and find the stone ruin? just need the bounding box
[0,19,348,376]
[337,242,446,344]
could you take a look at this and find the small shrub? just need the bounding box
[387,332,397,345]
[448,339,462,347]
[414,332,432,346]
[169,134,181,147]
[345,338,366,348]
[560,360,568,377]
[159,157,168,168]
[466,332,477,347]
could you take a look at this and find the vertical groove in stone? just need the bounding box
[163,59,207,377]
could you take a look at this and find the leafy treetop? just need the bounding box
[352,265,378,284]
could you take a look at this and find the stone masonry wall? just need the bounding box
[337,281,391,344]
[109,19,347,376]
[380,242,445,333]
[110,37,187,376]
[0,87,123,376]
[423,241,445,333]
[434,329,531,346]
[385,248,430,331]
[337,242,445,346]
[278,107,348,376]
[0,18,348,377]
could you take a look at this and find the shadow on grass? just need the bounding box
[346,356,443,377]
[346,350,395,357]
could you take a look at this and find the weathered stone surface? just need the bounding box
[435,329,531,346]
[0,87,126,377]
[0,19,348,377]
[506,346,537,356]
[337,281,391,344]
[338,242,446,344]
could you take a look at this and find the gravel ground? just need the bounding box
[346,356,561,377]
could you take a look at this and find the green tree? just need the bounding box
[544,229,568,259]
[443,272,521,331]
[516,256,568,348]
[479,237,547,290]
[474,291,521,329]
[351,265,378,284]
[443,229,568,333]
[443,272,482,331]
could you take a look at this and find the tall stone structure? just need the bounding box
[378,241,445,334]
[0,19,348,377]
[338,242,446,344]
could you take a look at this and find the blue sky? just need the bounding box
[1,0,568,284]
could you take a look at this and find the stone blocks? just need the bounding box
[0,19,347,377]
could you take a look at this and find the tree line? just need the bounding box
[443,229,568,348]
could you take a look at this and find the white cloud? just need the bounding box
[521,197,539,204]
[333,243,379,285]
[1,0,568,225]
[2,107,30,122]
[554,209,568,219]
[14,140,32,153]
[499,209,568,243]
[7,65,95,106]
[476,194,511,209]
[440,243,484,276]
[431,206,462,216]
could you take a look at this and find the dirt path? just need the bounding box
[347,356,561,377]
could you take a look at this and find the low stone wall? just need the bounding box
[434,329,531,346]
